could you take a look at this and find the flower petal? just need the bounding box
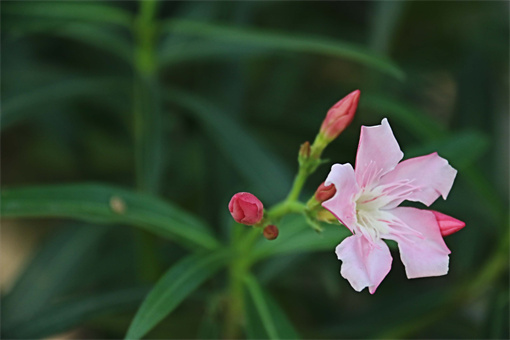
[336,235,392,294]
[355,118,403,189]
[378,152,457,208]
[387,207,451,279]
[322,163,359,232]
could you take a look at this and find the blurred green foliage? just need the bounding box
[1,1,509,339]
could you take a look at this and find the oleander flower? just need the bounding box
[322,118,462,294]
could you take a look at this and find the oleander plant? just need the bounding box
[1,1,508,339]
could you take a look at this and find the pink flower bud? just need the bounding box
[319,90,360,141]
[315,182,336,202]
[431,211,466,236]
[263,225,279,240]
[228,192,264,225]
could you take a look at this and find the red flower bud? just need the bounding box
[263,225,279,240]
[319,90,360,141]
[228,192,264,225]
[431,211,465,236]
[315,182,336,202]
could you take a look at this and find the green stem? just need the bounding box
[222,128,330,337]
[132,0,161,281]
[267,200,306,221]
[224,259,246,339]
[224,227,258,338]
[286,132,328,203]
[134,0,161,193]
[285,167,309,202]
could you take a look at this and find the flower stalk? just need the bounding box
[223,90,361,337]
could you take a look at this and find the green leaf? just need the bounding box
[50,23,133,62]
[2,224,108,327]
[159,41,267,66]
[160,20,405,80]
[7,22,132,62]
[165,88,292,204]
[244,274,300,340]
[368,1,406,54]
[3,286,149,339]
[4,2,133,27]
[1,184,220,250]
[125,251,231,340]
[2,77,128,130]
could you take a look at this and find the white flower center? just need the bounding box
[354,187,390,242]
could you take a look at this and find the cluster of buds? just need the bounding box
[228,192,279,240]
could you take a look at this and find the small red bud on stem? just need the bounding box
[263,225,279,240]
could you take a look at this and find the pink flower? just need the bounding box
[319,90,360,141]
[228,192,264,225]
[322,118,461,294]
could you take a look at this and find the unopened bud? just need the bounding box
[431,211,465,236]
[315,182,336,202]
[263,225,279,240]
[299,141,311,158]
[319,90,360,141]
[228,192,264,225]
[316,209,338,224]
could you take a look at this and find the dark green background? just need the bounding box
[1,1,508,339]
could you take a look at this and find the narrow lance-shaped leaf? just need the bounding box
[2,77,129,130]
[165,88,292,204]
[3,286,149,339]
[1,184,220,250]
[2,224,108,328]
[160,20,405,80]
[4,2,133,27]
[244,274,301,340]
[7,22,132,63]
[125,250,231,340]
